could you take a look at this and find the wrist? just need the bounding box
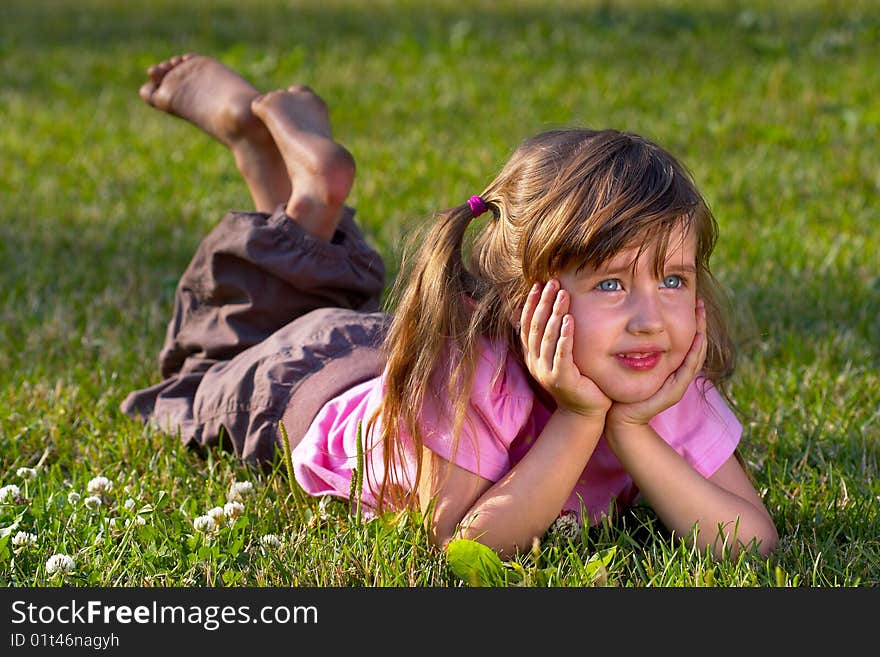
[553,397,611,422]
[603,414,654,446]
[553,406,607,427]
[605,406,651,428]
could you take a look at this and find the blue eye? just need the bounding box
[662,275,684,289]
[596,279,622,292]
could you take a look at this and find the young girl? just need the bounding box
[125,54,778,560]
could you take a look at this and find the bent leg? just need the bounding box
[139,53,291,212]
[121,206,387,463]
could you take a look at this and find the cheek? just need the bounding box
[569,308,615,369]
[672,304,698,352]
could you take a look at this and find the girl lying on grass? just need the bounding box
[124,54,778,560]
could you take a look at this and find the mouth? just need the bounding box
[614,351,663,371]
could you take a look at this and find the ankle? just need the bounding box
[285,193,347,242]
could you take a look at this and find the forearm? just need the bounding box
[457,411,604,558]
[605,422,776,558]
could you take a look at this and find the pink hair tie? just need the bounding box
[467,195,488,218]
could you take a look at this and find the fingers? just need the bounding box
[529,280,558,358]
[519,279,571,375]
[518,282,541,352]
[541,288,569,363]
[665,299,707,391]
[688,298,708,373]
[553,313,575,371]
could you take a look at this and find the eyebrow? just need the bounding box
[665,263,697,274]
[584,262,698,277]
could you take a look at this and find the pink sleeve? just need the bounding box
[649,378,742,478]
[420,341,533,481]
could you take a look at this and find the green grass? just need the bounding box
[1,0,878,587]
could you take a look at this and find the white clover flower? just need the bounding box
[127,516,147,527]
[67,491,81,505]
[227,481,254,502]
[16,467,37,480]
[193,515,217,534]
[45,554,75,575]
[84,495,103,511]
[548,510,580,541]
[206,506,226,525]
[12,531,37,549]
[224,501,245,522]
[260,534,281,548]
[87,476,113,495]
[123,498,136,511]
[0,484,22,504]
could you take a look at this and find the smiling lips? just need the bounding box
[614,351,663,370]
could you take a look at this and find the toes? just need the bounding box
[146,64,163,83]
[251,89,283,112]
[147,59,173,84]
[287,86,329,113]
[139,81,157,105]
[144,54,200,98]
[250,93,268,114]
[149,54,194,79]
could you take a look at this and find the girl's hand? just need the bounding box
[520,280,612,419]
[607,299,708,427]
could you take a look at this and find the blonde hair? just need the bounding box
[368,128,735,512]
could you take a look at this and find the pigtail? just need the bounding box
[367,202,483,512]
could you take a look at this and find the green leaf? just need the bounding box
[583,546,617,583]
[222,570,242,586]
[152,491,169,511]
[229,533,244,557]
[446,538,507,587]
[0,511,26,538]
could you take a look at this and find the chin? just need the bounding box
[601,379,667,405]
[607,391,656,404]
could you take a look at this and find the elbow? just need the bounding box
[748,513,780,558]
[454,521,538,561]
[432,527,459,553]
[434,516,525,560]
[754,521,779,557]
[427,509,473,553]
[723,518,779,559]
[426,516,457,552]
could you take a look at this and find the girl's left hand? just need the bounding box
[606,299,708,427]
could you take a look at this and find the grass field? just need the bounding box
[1,0,878,587]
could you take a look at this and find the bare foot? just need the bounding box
[139,54,290,212]
[251,86,355,241]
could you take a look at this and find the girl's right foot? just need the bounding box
[251,87,355,242]
[139,54,290,212]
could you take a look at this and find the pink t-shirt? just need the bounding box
[292,338,741,525]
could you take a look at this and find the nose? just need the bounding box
[626,290,665,335]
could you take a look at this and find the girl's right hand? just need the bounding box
[520,280,612,419]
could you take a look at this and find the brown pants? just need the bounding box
[120,204,389,465]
